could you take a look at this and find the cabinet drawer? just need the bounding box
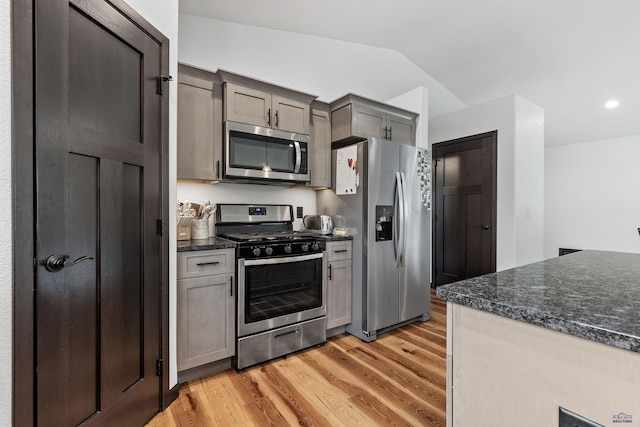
[326,241,352,261]
[177,248,235,279]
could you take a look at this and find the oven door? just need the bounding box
[238,252,326,337]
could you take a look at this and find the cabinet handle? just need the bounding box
[275,110,279,128]
[230,276,233,297]
[328,264,332,280]
[383,126,387,139]
[333,249,348,253]
[216,160,220,179]
[389,126,392,140]
[196,261,220,267]
[267,108,271,126]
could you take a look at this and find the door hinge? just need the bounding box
[157,75,173,96]
[156,359,163,376]
[156,219,164,236]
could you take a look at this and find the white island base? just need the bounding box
[446,303,640,427]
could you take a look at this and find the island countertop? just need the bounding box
[436,250,640,353]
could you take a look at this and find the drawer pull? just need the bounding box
[196,261,220,267]
[274,328,300,340]
[333,249,348,253]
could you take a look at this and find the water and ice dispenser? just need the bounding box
[375,205,393,241]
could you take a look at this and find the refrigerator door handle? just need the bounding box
[399,172,408,266]
[395,171,405,268]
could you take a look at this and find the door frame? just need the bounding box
[11,0,176,424]
[431,130,497,287]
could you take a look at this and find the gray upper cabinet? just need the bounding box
[223,83,271,129]
[177,64,223,181]
[330,94,418,146]
[309,101,331,188]
[218,70,316,135]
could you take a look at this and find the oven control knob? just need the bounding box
[252,247,261,256]
[284,245,292,254]
[264,247,273,256]
[311,242,319,251]
[301,244,309,252]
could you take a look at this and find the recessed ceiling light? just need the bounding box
[604,100,619,109]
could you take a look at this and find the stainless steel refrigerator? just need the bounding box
[317,137,431,342]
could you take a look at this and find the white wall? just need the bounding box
[544,134,640,258]
[514,97,545,265]
[387,86,429,149]
[1,1,13,422]
[429,95,544,271]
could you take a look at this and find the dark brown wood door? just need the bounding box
[34,1,166,425]
[433,131,497,287]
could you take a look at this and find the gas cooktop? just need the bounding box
[220,230,319,243]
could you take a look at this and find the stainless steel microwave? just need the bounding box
[224,121,310,183]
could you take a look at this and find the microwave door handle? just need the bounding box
[293,141,301,173]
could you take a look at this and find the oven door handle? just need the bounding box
[243,252,323,266]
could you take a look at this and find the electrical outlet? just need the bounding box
[297,206,303,218]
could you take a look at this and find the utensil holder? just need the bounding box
[208,215,216,238]
[191,219,209,240]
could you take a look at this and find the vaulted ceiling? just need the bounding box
[179,0,640,146]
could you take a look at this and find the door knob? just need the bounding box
[482,224,490,230]
[45,254,94,273]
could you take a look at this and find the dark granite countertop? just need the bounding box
[177,237,237,252]
[436,250,640,353]
[317,234,353,242]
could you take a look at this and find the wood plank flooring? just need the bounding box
[147,289,446,426]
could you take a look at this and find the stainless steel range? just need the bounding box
[216,204,327,371]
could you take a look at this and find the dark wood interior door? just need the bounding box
[433,131,497,287]
[34,1,166,425]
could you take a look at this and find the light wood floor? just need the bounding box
[147,289,446,426]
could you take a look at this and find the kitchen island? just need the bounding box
[437,250,640,427]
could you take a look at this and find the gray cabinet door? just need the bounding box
[273,94,310,134]
[327,259,352,329]
[352,103,386,140]
[326,241,352,329]
[177,273,235,371]
[309,105,331,188]
[177,66,223,180]
[224,83,271,128]
[388,113,415,145]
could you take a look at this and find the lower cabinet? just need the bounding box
[177,249,235,372]
[326,241,352,330]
